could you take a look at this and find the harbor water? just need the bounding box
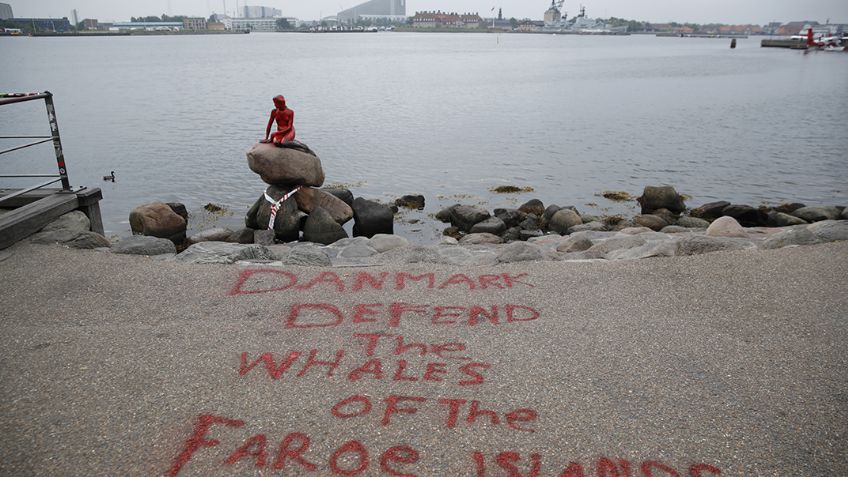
[1,33,846,242]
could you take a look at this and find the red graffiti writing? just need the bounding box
[330,394,538,432]
[284,302,539,329]
[229,269,534,295]
[353,333,471,360]
[472,452,722,477]
[166,415,721,477]
[166,414,420,476]
[239,351,490,385]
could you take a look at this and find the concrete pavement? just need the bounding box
[0,241,846,476]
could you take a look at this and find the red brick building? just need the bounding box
[412,11,482,28]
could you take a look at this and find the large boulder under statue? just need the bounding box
[246,141,325,187]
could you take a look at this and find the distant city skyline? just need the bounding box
[6,0,847,24]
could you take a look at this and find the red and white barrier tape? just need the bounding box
[263,186,301,230]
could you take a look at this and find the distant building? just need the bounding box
[517,20,544,32]
[224,17,278,31]
[0,2,13,20]
[716,24,763,35]
[182,17,207,30]
[207,21,226,31]
[112,21,182,31]
[242,5,281,18]
[338,0,406,25]
[12,18,72,32]
[776,21,818,36]
[81,18,98,30]
[412,11,481,28]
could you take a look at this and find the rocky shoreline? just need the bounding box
[21,185,848,268]
[16,141,848,266]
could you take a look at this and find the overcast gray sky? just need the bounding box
[7,0,848,24]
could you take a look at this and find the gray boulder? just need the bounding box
[518,216,541,231]
[321,187,354,207]
[501,227,522,242]
[676,216,711,229]
[337,241,379,259]
[721,204,765,227]
[493,208,527,228]
[188,227,234,244]
[842,208,848,220]
[706,216,747,238]
[352,198,394,238]
[449,205,491,232]
[266,244,292,260]
[497,242,544,263]
[284,244,331,267]
[470,217,507,235]
[677,236,756,256]
[294,187,354,224]
[303,207,348,245]
[556,236,593,253]
[228,228,255,244]
[637,185,686,214]
[634,214,668,231]
[253,185,301,242]
[65,232,111,249]
[395,194,425,210]
[246,142,324,187]
[435,204,458,223]
[518,199,545,217]
[369,234,410,252]
[113,236,176,255]
[549,208,583,234]
[253,229,276,245]
[582,235,648,259]
[651,208,677,225]
[166,202,189,222]
[519,229,544,241]
[41,210,90,234]
[30,228,85,244]
[660,225,691,234]
[606,240,678,260]
[569,221,606,233]
[791,206,842,222]
[129,202,187,244]
[175,242,274,264]
[690,201,730,221]
[459,233,503,245]
[245,196,263,230]
[774,202,806,214]
[760,227,818,250]
[766,211,807,227]
[542,205,562,223]
[618,226,654,235]
[807,220,848,243]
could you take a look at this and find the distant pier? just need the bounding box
[760,38,807,49]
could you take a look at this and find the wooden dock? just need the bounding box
[0,188,103,249]
[761,39,807,49]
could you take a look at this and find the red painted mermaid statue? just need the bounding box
[262,95,295,145]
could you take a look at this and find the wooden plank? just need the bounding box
[76,188,105,235]
[0,188,64,208]
[0,192,79,249]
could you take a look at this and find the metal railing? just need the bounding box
[0,91,71,204]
